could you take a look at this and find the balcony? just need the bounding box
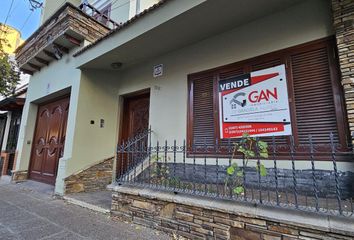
[79,2,121,30]
[15,3,115,75]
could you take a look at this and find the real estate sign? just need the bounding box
[219,64,292,139]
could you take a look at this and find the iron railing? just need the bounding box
[116,128,151,178]
[116,133,354,217]
[79,2,120,29]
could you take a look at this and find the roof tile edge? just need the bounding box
[73,0,171,58]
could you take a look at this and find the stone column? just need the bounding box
[332,0,354,143]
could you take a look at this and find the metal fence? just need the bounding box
[79,2,120,29]
[116,133,354,217]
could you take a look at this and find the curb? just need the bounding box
[63,196,111,215]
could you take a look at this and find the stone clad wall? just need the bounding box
[11,170,28,182]
[332,0,354,142]
[15,4,110,67]
[64,157,114,194]
[111,186,354,240]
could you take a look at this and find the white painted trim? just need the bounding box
[1,112,11,151]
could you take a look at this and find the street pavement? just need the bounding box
[0,180,170,240]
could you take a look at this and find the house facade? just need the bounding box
[14,0,167,192]
[13,0,354,238]
[40,0,160,26]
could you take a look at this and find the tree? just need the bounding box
[0,24,21,97]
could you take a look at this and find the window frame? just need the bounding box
[187,36,349,159]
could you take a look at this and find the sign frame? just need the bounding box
[218,64,292,139]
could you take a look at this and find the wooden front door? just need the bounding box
[117,92,150,176]
[29,96,70,185]
[120,93,150,142]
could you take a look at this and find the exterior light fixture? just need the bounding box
[52,45,63,60]
[111,62,122,69]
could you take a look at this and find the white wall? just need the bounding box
[129,0,160,18]
[42,0,131,27]
[108,0,351,170]
[117,0,333,143]
[88,0,160,26]
[15,50,82,177]
[67,69,119,176]
[14,47,122,194]
[41,0,81,24]
[1,112,12,151]
[88,0,130,25]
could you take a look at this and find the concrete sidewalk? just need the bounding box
[64,190,112,214]
[0,180,169,240]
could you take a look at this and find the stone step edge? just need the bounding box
[63,196,111,215]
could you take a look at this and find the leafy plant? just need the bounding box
[225,133,269,195]
[150,155,180,187]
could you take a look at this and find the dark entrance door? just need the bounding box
[6,110,22,175]
[29,96,70,185]
[117,92,150,176]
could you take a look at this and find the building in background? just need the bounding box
[0,24,30,87]
[0,85,27,178]
[0,24,24,54]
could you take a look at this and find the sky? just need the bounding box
[0,0,42,40]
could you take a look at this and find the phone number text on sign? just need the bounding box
[218,64,292,139]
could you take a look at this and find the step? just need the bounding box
[63,195,111,214]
